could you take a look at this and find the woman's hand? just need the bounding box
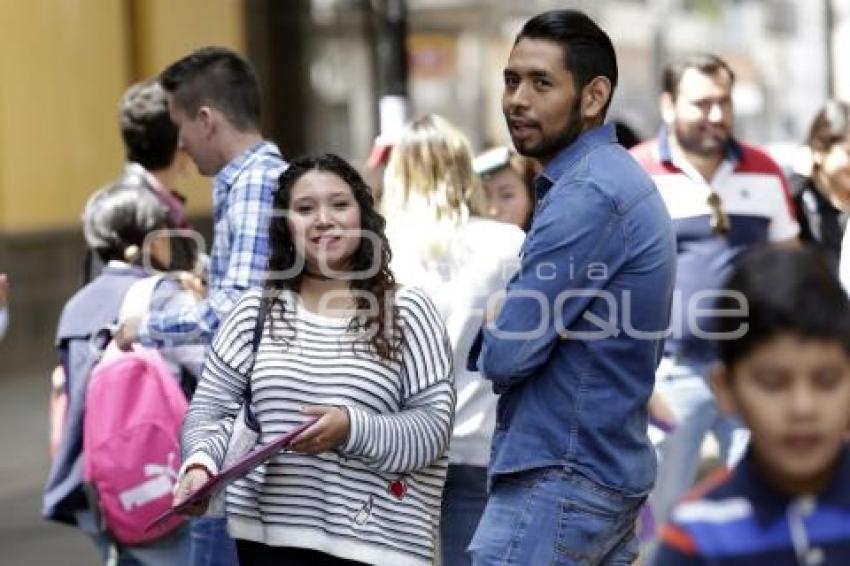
[172,466,212,516]
[290,406,350,455]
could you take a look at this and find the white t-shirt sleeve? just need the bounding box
[840,224,850,294]
[768,175,800,242]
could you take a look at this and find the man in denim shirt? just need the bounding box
[468,10,676,565]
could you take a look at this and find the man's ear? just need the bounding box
[197,106,215,137]
[660,92,676,125]
[711,363,738,416]
[580,76,612,121]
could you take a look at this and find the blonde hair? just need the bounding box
[383,114,482,222]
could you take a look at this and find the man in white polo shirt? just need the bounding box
[631,53,799,525]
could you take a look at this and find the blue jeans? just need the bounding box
[441,464,489,566]
[651,358,749,524]
[469,467,644,565]
[76,508,190,566]
[189,516,239,566]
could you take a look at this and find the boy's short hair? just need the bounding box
[159,46,261,132]
[119,81,179,171]
[715,245,850,368]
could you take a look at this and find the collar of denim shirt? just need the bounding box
[534,123,617,205]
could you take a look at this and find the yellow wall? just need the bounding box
[131,0,246,218]
[0,0,245,233]
[132,0,245,79]
[0,0,130,233]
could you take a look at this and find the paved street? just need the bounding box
[0,367,98,565]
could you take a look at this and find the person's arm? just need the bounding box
[132,295,217,348]
[150,279,207,380]
[178,292,262,476]
[340,289,455,474]
[478,184,627,392]
[133,167,278,348]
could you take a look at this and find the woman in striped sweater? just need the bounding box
[174,154,455,566]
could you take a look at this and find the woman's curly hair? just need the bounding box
[263,153,401,360]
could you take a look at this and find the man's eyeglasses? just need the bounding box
[707,192,730,235]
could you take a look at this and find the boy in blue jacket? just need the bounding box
[654,246,850,565]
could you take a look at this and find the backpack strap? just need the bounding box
[242,299,268,432]
[119,275,165,323]
[89,275,165,360]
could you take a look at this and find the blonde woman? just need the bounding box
[383,114,525,566]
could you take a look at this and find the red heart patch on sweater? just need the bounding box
[388,479,407,500]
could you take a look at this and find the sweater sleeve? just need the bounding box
[180,290,263,474]
[342,287,455,473]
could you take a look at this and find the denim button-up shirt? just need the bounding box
[478,124,676,495]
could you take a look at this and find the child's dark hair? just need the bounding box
[716,245,850,368]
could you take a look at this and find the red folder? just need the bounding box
[146,417,318,532]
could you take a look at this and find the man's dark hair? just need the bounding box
[516,10,618,116]
[159,46,261,132]
[715,246,850,369]
[119,81,179,171]
[662,53,736,100]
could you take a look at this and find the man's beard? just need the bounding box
[512,98,584,162]
[673,121,731,157]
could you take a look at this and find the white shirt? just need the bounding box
[387,214,525,466]
[840,223,850,294]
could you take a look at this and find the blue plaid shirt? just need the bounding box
[138,141,286,347]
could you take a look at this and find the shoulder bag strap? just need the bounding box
[242,299,268,432]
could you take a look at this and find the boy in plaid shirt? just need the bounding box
[116,47,286,350]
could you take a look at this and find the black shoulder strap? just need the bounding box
[244,301,268,406]
[251,301,268,355]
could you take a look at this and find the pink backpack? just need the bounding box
[83,276,188,544]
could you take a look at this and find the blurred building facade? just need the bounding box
[1,0,848,373]
[0,0,243,372]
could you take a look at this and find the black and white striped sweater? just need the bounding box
[182,287,455,565]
